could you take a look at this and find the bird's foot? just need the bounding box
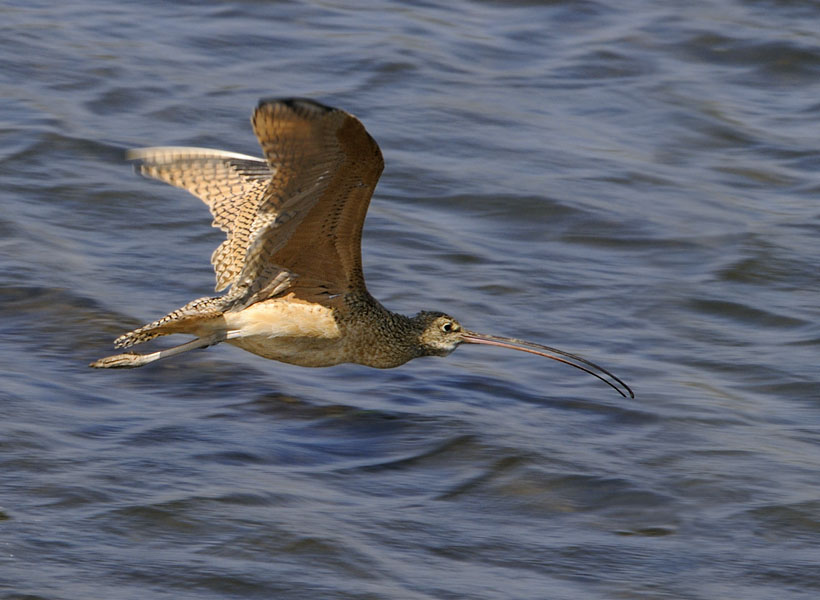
[89,352,150,369]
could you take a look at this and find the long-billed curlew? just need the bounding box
[91,98,633,398]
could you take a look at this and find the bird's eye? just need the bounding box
[441,321,454,333]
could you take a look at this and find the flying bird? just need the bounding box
[91,98,633,398]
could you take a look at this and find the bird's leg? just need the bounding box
[89,334,224,369]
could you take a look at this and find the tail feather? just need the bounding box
[114,296,228,348]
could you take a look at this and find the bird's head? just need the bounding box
[412,310,634,398]
[414,311,466,357]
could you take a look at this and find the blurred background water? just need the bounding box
[1,0,819,598]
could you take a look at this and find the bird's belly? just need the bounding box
[222,297,347,367]
[227,335,348,367]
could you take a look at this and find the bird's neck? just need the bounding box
[341,291,424,368]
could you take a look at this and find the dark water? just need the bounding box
[2,1,819,598]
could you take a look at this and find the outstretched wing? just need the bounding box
[129,98,384,305]
[245,98,384,300]
[126,146,273,291]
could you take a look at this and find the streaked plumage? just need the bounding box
[91,98,633,398]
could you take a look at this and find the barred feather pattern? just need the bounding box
[113,295,229,348]
[127,147,273,292]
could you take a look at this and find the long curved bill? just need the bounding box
[459,332,634,399]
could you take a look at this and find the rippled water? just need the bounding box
[2,1,819,598]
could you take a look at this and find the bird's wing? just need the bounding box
[127,146,273,292]
[128,98,383,307]
[239,98,384,302]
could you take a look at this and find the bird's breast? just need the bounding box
[222,296,348,367]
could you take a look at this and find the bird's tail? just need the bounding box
[113,296,227,349]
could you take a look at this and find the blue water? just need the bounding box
[2,1,819,598]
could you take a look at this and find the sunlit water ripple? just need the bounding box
[1,1,819,598]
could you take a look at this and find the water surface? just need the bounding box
[1,1,819,598]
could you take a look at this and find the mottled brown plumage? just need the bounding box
[91,98,633,398]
